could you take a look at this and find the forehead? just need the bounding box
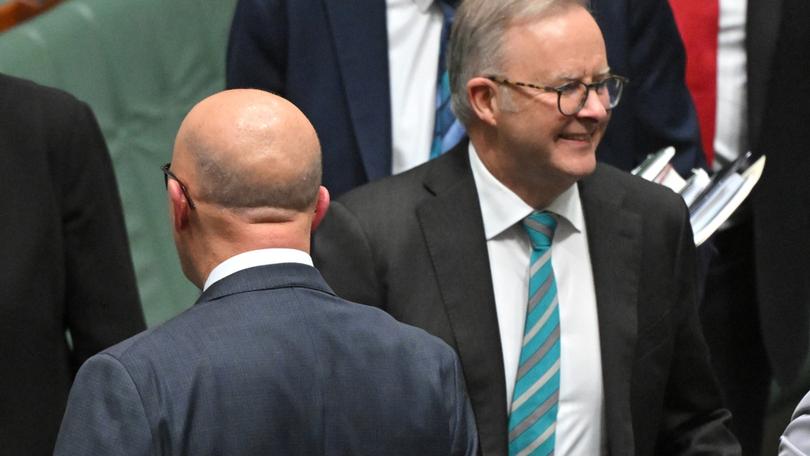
[500,6,608,80]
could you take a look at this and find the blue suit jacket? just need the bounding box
[54,263,477,455]
[226,0,704,197]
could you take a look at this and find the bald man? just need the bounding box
[53,90,477,456]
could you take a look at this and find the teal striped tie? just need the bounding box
[431,0,465,158]
[509,211,560,456]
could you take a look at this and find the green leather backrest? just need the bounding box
[0,0,237,325]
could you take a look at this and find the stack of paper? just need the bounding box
[631,147,766,246]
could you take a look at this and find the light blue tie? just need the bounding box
[509,211,560,456]
[430,0,465,159]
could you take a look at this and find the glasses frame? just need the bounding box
[161,162,196,209]
[486,74,629,116]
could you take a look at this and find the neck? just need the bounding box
[183,209,313,289]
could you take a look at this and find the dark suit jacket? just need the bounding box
[226,0,703,197]
[313,144,739,455]
[54,263,477,455]
[0,73,145,456]
[745,0,810,386]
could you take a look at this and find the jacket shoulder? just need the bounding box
[0,73,83,110]
[588,163,688,214]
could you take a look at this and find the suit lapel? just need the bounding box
[579,166,642,456]
[412,155,644,454]
[747,0,782,151]
[415,146,509,456]
[322,0,392,181]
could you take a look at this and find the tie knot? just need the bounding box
[522,211,556,250]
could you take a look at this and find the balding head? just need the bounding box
[173,89,321,213]
[167,90,329,288]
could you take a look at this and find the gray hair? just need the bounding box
[448,0,589,125]
[185,131,322,212]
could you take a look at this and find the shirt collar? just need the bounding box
[413,0,434,12]
[468,143,585,240]
[203,248,313,291]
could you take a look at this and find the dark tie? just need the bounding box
[430,0,465,158]
[508,211,560,456]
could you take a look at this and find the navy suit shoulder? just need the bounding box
[55,263,477,456]
[226,0,390,196]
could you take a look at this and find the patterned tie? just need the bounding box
[509,211,561,456]
[430,0,465,159]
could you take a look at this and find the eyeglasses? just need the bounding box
[161,162,196,209]
[486,74,628,116]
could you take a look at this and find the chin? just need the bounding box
[562,151,598,180]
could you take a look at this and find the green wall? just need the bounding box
[0,0,238,325]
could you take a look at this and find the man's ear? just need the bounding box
[467,77,500,126]
[311,186,330,231]
[168,180,191,232]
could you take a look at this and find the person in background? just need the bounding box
[313,0,739,454]
[225,0,703,198]
[669,0,810,452]
[0,72,146,456]
[54,89,477,456]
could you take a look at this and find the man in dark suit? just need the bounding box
[691,0,810,452]
[313,0,739,454]
[0,73,146,456]
[54,89,477,455]
[226,0,703,197]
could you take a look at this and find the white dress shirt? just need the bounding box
[203,248,313,291]
[713,0,748,169]
[386,0,443,174]
[469,145,605,454]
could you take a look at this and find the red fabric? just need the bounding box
[669,0,719,166]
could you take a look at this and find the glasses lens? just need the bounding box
[558,82,587,116]
[605,77,624,109]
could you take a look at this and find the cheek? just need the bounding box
[535,113,569,140]
[596,113,611,136]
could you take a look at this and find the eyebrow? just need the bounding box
[553,67,612,83]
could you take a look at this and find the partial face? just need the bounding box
[490,6,610,189]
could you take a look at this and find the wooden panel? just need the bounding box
[0,0,62,32]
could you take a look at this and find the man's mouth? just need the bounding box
[558,132,592,142]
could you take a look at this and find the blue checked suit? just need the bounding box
[54,263,477,455]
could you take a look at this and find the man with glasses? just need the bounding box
[54,89,477,455]
[227,0,704,199]
[313,0,740,454]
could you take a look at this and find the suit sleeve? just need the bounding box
[312,200,386,308]
[628,0,705,174]
[780,391,810,456]
[226,0,288,92]
[56,100,146,368]
[54,354,152,455]
[657,206,740,455]
[448,352,479,456]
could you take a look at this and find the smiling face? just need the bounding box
[482,5,610,203]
